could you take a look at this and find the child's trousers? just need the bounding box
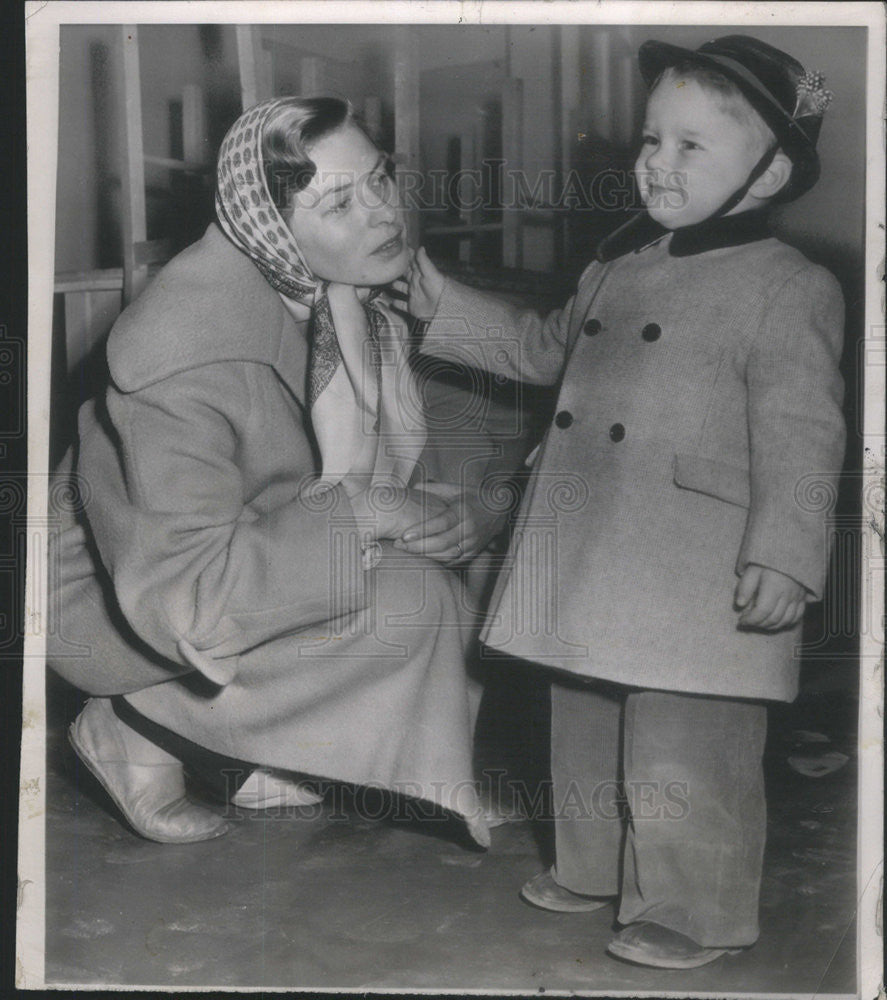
[550,681,767,947]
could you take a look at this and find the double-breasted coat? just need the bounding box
[47,223,525,842]
[424,213,846,702]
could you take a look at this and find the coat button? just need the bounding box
[555,410,574,429]
[609,422,625,442]
[642,322,661,342]
[583,318,602,336]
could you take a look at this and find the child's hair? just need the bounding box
[654,61,776,154]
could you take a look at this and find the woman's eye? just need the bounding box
[641,134,658,146]
[329,196,351,215]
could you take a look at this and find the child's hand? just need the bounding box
[393,246,445,320]
[734,564,808,630]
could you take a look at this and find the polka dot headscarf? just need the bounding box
[215,98,318,304]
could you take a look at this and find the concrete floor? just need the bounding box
[44,665,858,994]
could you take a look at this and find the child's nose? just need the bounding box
[644,144,670,172]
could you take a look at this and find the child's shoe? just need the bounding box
[520,867,612,913]
[607,921,745,968]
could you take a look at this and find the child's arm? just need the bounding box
[737,264,846,615]
[406,246,447,319]
[399,247,579,386]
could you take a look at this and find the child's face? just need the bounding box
[635,78,768,229]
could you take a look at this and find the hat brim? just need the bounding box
[637,40,820,200]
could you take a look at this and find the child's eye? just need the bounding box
[680,140,701,151]
[641,134,659,147]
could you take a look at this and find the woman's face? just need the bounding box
[285,123,408,286]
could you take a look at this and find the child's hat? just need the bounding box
[638,35,833,201]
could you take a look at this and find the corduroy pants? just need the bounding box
[550,681,768,947]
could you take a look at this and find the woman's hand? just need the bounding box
[392,247,446,320]
[394,484,508,564]
[346,483,449,542]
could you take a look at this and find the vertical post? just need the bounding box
[458,129,476,263]
[236,26,271,110]
[119,25,148,305]
[300,55,326,95]
[182,84,206,164]
[559,27,580,266]
[363,95,382,142]
[63,292,93,376]
[394,26,420,249]
[501,76,523,270]
[590,29,612,141]
[617,50,636,147]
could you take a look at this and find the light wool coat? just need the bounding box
[47,223,521,841]
[425,221,846,701]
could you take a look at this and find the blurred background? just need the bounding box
[54,23,866,280]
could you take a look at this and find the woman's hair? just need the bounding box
[261,97,361,213]
[654,62,776,154]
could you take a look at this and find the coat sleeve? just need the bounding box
[81,363,367,684]
[422,277,579,386]
[737,264,846,599]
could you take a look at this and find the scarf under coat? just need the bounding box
[214,98,426,492]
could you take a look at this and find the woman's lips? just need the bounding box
[372,231,404,258]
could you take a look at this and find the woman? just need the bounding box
[47,97,513,846]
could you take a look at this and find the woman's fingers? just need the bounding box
[400,508,459,543]
[399,525,461,554]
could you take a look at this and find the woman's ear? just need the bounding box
[750,150,793,200]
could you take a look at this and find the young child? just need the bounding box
[400,35,846,969]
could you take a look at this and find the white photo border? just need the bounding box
[20,2,885,994]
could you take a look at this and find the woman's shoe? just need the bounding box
[606,921,745,969]
[477,790,525,829]
[68,697,230,844]
[520,868,613,913]
[230,768,323,809]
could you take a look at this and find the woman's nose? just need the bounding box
[368,192,398,226]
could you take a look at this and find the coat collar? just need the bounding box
[596,209,773,262]
[107,224,309,397]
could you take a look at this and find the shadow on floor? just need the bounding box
[43,660,857,993]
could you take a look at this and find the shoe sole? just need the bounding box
[520,883,611,914]
[607,939,743,969]
[68,724,230,844]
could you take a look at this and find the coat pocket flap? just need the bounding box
[673,453,750,509]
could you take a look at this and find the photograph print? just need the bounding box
[18,2,884,995]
